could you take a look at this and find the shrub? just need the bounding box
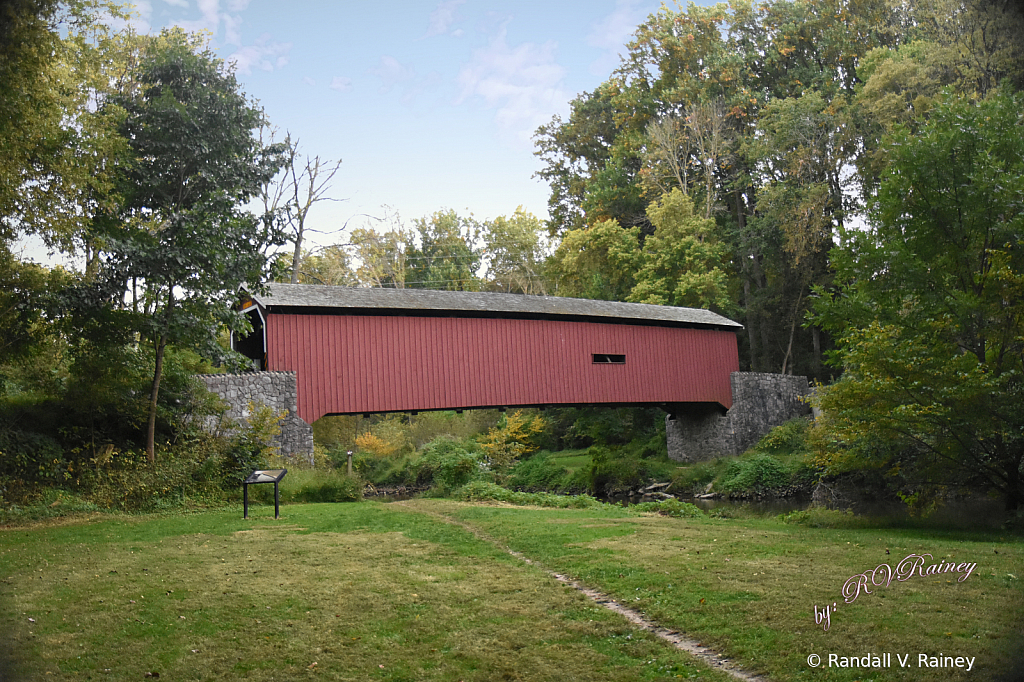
[779,507,869,529]
[631,498,706,518]
[756,417,811,456]
[418,437,482,492]
[670,462,720,495]
[455,481,603,509]
[719,454,790,495]
[588,445,650,495]
[478,410,546,469]
[289,469,363,503]
[0,424,67,487]
[507,452,576,491]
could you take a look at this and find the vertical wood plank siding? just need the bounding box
[267,314,739,424]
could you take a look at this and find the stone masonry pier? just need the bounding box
[197,371,314,464]
[666,372,811,462]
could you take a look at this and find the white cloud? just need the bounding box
[370,55,416,93]
[161,0,188,8]
[228,34,292,74]
[330,76,353,92]
[426,0,465,37]
[303,76,316,86]
[223,12,243,45]
[101,1,152,33]
[456,25,569,145]
[177,0,220,34]
[587,0,645,74]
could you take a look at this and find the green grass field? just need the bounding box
[2,500,1021,681]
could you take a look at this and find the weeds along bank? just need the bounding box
[5,397,1019,527]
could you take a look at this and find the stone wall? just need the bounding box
[197,371,314,464]
[666,372,811,462]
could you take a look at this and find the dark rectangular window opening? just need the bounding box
[592,353,626,364]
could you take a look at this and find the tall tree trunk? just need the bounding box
[743,278,759,371]
[290,226,303,284]
[146,331,168,465]
[146,291,175,465]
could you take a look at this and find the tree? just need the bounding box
[349,218,410,288]
[261,134,343,284]
[482,208,547,294]
[812,85,1024,510]
[292,245,357,286]
[628,189,732,311]
[478,410,546,470]
[92,29,286,463]
[406,210,481,291]
[546,219,640,301]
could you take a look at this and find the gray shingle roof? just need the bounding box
[251,283,742,330]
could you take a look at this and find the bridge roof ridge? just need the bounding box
[250,283,742,330]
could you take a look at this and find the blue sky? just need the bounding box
[23,0,728,264]
[128,0,688,249]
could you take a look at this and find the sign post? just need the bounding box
[243,469,288,519]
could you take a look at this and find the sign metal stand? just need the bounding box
[243,469,288,519]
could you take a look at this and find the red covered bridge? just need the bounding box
[233,284,742,425]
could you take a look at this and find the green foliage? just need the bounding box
[406,209,481,290]
[0,422,67,488]
[630,498,705,518]
[755,417,811,456]
[455,481,603,509]
[778,507,871,529]
[482,208,547,294]
[478,410,546,469]
[546,218,640,301]
[586,444,665,496]
[272,469,363,504]
[812,85,1024,510]
[417,437,483,492]
[541,406,664,450]
[217,402,283,490]
[506,452,587,493]
[670,462,721,496]
[76,28,287,462]
[719,454,790,495]
[628,188,733,312]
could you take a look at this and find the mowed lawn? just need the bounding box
[1,499,1022,681]
[0,502,735,682]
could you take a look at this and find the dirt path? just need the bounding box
[395,500,768,682]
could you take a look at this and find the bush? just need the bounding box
[417,437,483,492]
[631,498,706,518]
[507,452,576,491]
[287,469,363,503]
[756,417,811,456]
[779,507,870,529]
[0,424,68,487]
[719,454,790,495]
[347,450,419,488]
[588,445,646,495]
[670,462,720,495]
[454,481,603,509]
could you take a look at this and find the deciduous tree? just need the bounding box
[812,86,1024,510]
[91,29,286,463]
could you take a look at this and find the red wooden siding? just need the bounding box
[266,313,739,424]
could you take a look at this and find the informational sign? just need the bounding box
[243,469,288,519]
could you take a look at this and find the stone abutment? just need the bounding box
[665,372,811,462]
[197,371,314,464]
